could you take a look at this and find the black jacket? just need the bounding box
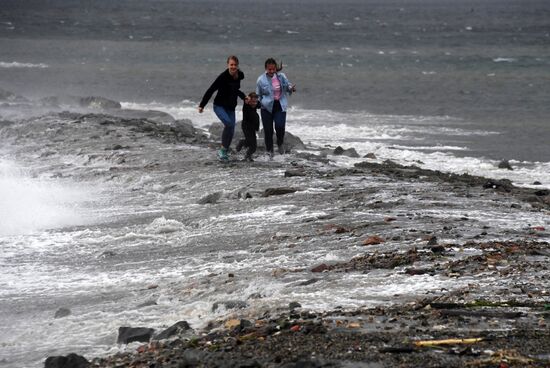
[242,102,260,131]
[199,69,245,110]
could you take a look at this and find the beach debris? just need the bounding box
[362,235,385,245]
[426,235,438,246]
[311,263,330,273]
[323,223,350,233]
[414,337,483,347]
[469,349,534,366]
[224,319,241,330]
[290,324,301,332]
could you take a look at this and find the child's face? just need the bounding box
[247,97,258,106]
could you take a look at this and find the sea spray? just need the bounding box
[0,158,94,236]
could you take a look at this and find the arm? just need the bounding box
[256,74,269,104]
[198,74,222,112]
[281,73,296,94]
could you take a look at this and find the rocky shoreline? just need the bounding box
[24,104,548,368]
[75,235,550,368]
[1,94,548,368]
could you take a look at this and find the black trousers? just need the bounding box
[261,100,286,153]
[237,126,257,157]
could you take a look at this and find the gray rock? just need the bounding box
[285,169,307,177]
[289,301,302,309]
[110,109,175,124]
[498,160,513,170]
[198,192,222,204]
[333,146,360,157]
[426,236,438,246]
[279,131,306,151]
[212,300,247,311]
[117,326,154,344]
[54,307,71,319]
[173,119,198,137]
[136,300,157,308]
[155,321,192,340]
[262,187,297,197]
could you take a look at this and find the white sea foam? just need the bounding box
[145,216,185,234]
[493,57,517,63]
[0,158,97,236]
[389,144,468,151]
[118,102,549,188]
[0,61,49,69]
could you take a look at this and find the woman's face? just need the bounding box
[227,59,239,75]
[265,63,277,77]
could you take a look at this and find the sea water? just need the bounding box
[1,1,549,367]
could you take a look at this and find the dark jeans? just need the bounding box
[261,100,286,153]
[237,126,257,157]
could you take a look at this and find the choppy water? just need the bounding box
[1,0,549,367]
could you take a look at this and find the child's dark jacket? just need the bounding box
[242,102,260,132]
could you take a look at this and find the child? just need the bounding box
[235,92,260,161]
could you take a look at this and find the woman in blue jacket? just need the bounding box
[256,58,296,157]
[199,55,246,161]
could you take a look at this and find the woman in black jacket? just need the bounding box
[198,55,246,161]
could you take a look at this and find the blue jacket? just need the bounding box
[256,72,293,113]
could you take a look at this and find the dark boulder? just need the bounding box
[54,307,71,319]
[173,119,198,138]
[483,179,513,192]
[426,236,438,246]
[44,353,89,368]
[155,321,192,340]
[333,146,360,158]
[497,160,513,170]
[198,192,222,204]
[279,131,306,151]
[262,187,297,197]
[285,169,307,177]
[256,131,305,152]
[116,327,154,344]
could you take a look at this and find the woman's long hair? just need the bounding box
[264,57,283,72]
